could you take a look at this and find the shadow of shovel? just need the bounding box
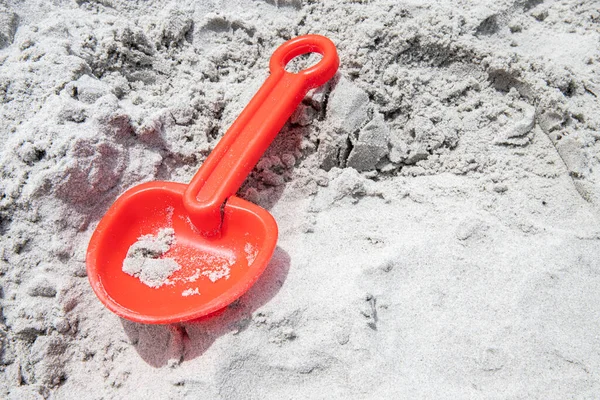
[120,246,290,367]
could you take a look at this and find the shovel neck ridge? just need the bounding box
[183,35,339,235]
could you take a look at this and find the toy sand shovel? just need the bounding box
[86,35,339,324]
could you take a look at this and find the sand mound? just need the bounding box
[1,0,599,398]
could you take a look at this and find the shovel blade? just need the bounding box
[86,182,278,324]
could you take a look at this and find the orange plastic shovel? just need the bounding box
[86,35,339,324]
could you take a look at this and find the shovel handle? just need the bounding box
[183,35,339,235]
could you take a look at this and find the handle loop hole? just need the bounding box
[269,35,339,89]
[284,52,323,73]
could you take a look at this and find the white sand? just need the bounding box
[1,0,600,398]
[181,288,200,297]
[245,243,258,266]
[122,228,181,288]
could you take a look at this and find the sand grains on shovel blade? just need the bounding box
[190,253,235,283]
[122,228,182,288]
[120,212,247,293]
[244,242,258,266]
[182,287,201,296]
